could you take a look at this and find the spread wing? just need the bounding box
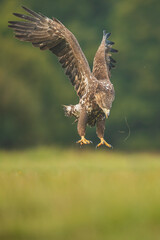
[8,6,92,98]
[92,30,118,80]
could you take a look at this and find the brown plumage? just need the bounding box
[8,6,118,148]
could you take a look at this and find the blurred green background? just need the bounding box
[0,1,160,239]
[0,0,160,150]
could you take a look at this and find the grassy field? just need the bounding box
[0,147,160,240]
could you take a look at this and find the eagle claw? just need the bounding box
[76,136,92,145]
[96,138,113,149]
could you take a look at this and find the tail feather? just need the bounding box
[63,105,72,117]
[63,104,80,118]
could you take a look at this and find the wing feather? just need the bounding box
[92,30,118,80]
[8,6,91,98]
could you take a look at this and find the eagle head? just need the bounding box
[95,82,115,118]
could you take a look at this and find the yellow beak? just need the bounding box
[102,108,110,118]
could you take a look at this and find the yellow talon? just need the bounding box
[76,136,92,145]
[96,138,112,148]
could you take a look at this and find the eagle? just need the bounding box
[8,6,118,148]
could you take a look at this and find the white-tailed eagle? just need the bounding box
[8,6,118,148]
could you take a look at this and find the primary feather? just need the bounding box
[9,6,91,98]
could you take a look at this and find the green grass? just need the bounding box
[0,147,160,240]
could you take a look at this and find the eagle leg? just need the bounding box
[96,138,112,148]
[76,107,92,145]
[96,117,112,148]
[76,136,92,145]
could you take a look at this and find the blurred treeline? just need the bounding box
[0,0,159,150]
